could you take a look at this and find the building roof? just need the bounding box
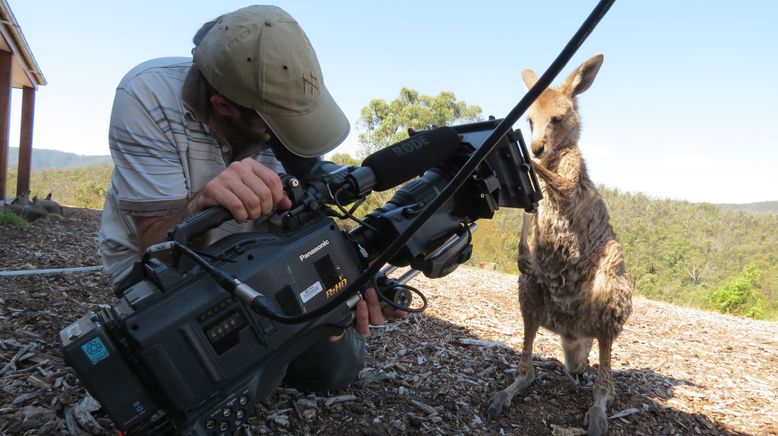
[0,0,46,88]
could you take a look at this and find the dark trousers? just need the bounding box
[282,329,366,392]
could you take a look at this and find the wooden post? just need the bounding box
[16,87,35,197]
[0,50,12,202]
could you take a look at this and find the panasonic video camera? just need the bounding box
[60,118,541,435]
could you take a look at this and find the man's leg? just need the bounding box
[283,329,366,392]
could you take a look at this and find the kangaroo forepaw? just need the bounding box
[485,390,512,423]
[584,405,608,436]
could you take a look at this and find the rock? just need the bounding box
[407,413,423,428]
[268,413,290,427]
[410,399,438,416]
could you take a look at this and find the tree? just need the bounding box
[709,263,766,319]
[357,87,482,158]
[329,153,359,166]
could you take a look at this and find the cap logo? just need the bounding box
[302,72,320,96]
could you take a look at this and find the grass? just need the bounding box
[0,210,30,227]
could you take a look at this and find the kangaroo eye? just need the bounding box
[551,115,563,123]
[528,118,534,130]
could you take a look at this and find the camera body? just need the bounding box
[60,119,540,435]
[62,216,360,434]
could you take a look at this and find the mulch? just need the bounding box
[0,208,776,435]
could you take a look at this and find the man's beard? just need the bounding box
[219,111,270,161]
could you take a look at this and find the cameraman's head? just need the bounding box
[189,5,349,158]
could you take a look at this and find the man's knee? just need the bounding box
[283,330,366,392]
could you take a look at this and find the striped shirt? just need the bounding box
[97,57,284,286]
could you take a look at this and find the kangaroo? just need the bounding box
[486,54,633,436]
[37,192,64,215]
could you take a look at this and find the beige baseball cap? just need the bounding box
[193,5,349,158]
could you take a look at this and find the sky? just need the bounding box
[7,1,778,204]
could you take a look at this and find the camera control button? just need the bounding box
[239,395,249,405]
[259,318,275,336]
[205,419,216,430]
[219,421,230,431]
[402,202,426,217]
[223,407,232,417]
[236,409,245,419]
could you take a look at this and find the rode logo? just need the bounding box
[391,136,430,157]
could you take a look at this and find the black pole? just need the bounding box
[249,0,617,323]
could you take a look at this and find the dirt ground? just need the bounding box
[0,208,776,435]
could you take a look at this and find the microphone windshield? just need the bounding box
[361,127,461,191]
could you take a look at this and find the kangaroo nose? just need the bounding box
[532,145,544,158]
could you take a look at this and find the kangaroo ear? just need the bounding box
[522,69,539,90]
[561,54,604,96]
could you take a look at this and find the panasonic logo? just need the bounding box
[300,240,330,261]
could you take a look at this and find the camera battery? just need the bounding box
[60,312,158,431]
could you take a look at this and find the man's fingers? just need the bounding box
[383,305,407,320]
[202,186,248,222]
[277,193,292,210]
[236,175,274,217]
[245,159,288,209]
[328,330,346,342]
[204,159,291,221]
[354,299,369,336]
[362,288,385,325]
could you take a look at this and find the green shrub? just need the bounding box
[0,210,30,227]
[708,264,766,319]
[6,164,112,209]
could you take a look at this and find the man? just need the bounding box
[97,5,400,392]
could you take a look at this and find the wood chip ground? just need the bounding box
[1,208,776,435]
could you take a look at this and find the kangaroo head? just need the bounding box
[11,191,31,206]
[522,54,603,162]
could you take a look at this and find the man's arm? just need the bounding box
[133,201,200,254]
[132,157,293,254]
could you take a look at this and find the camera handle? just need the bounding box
[169,207,233,245]
[169,174,307,246]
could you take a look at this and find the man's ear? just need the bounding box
[210,94,239,118]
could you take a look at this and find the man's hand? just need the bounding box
[330,288,407,341]
[192,157,292,222]
[133,158,293,254]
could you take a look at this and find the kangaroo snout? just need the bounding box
[532,144,545,158]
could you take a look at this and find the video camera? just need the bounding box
[59,118,540,435]
[58,0,618,431]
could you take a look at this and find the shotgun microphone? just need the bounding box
[361,127,461,191]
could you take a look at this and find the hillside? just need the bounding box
[718,201,778,215]
[468,187,778,320]
[6,147,112,170]
[0,208,776,435]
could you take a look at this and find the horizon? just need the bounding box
[11,146,777,207]
[6,1,778,204]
